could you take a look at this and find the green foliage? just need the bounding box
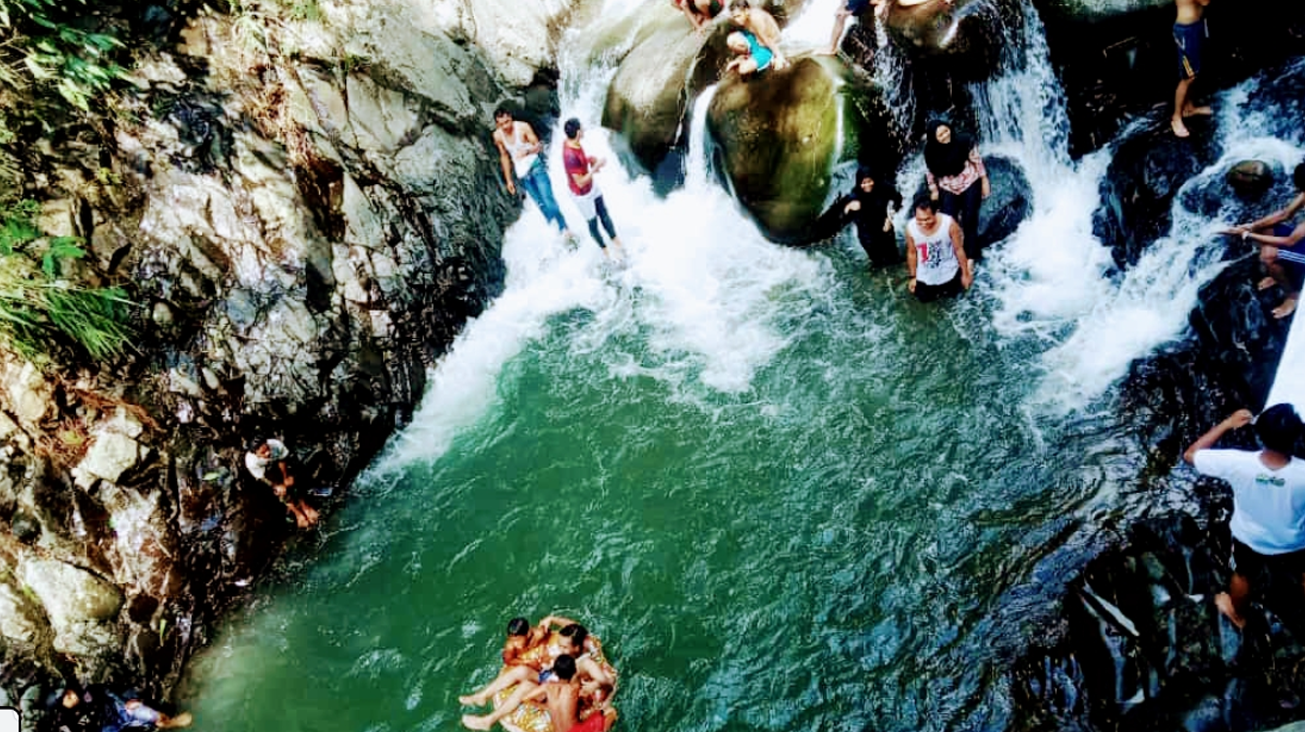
[0,0,124,110]
[0,198,134,362]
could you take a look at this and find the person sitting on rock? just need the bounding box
[671,0,723,34]
[727,0,788,71]
[1184,404,1305,630]
[51,685,192,732]
[905,194,971,302]
[245,437,319,528]
[725,30,774,77]
[492,107,577,243]
[821,0,887,57]
[1224,163,1305,319]
[562,118,625,261]
[924,120,989,263]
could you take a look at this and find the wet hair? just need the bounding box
[923,119,973,178]
[729,0,751,13]
[912,193,937,213]
[247,437,268,452]
[1294,162,1305,192]
[564,118,582,140]
[856,165,875,186]
[553,654,578,681]
[506,617,530,636]
[494,106,512,120]
[559,623,589,652]
[1257,403,1303,455]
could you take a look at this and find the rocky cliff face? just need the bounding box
[0,0,575,715]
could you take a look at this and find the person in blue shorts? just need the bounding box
[1171,0,1213,138]
[1226,163,1305,319]
[822,0,887,57]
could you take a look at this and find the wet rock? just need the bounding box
[1226,160,1274,200]
[883,0,1002,75]
[975,156,1033,251]
[1187,257,1290,409]
[71,410,149,489]
[1037,0,1169,23]
[1093,116,1223,268]
[708,56,887,242]
[0,579,45,643]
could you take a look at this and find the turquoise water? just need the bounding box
[180,226,1138,730]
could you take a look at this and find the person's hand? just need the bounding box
[774,55,790,70]
[1224,409,1254,429]
[882,218,893,233]
[844,200,861,214]
[594,157,606,172]
[273,483,287,498]
[908,277,917,293]
[929,186,939,202]
[980,177,990,199]
[506,180,516,195]
[961,267,973,290]
[726,58,741,73]
[1224,224,1249,235]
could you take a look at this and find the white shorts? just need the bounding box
[572,185,603,220]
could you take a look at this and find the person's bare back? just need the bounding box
[1175,0,1208,25]
[542,679,581,732]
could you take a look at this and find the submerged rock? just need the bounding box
[1226,160,1275,200]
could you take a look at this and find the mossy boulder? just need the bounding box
[707,56,893,243]
[884,0,1000,75]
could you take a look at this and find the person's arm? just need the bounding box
[521,123,543,155]
[1183,409,1253,464]
[926,170,939,201]
[839,194,859,216]
[950,219,972,289]
[540,614,582,628]
[577,656,615,687]
[568,153,596,190]
[971,147,990,198]
[905,228,918,292]
[493,132,516,195]
[755,12,788,67]
[1232,192,1305,233]
[1245,222,1305,248]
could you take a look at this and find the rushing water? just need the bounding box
[180,3,1304,731]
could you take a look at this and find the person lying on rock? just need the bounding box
[824,165,903,267]
[728,0,788,71]
[821,0,887,57]
[905,194,971,302]
[492,107,578,244]
[1224,163,1305,319]
[460,619,615,729]
[924,120,988,262]
[51,685,193,732]
[245,437,319,528]
[1184,404,1305,630]
[562,118,625,261]
[671,0,724,34]
[725,30,775,77]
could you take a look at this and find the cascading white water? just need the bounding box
[684,85,718,190]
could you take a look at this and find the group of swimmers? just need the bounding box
[458,615,617,732]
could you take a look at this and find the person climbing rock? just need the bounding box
[924,120,989,262]
[728,0,788,71]
[821,0,887,57]
[1184,404,1305,630]
[1171,0,1213,138]
[905,194,971,302]
[671,0,724,33]
[245,437,319,528]
[1224,163,1305,319]
[725,30,775,77]
[562,118,625,261]
[803,166,903,267]
[492,107,577,242]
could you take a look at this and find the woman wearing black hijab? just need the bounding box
[802,166,903,267]
[924,120,989,262]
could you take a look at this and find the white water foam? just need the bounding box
[782,0,850,52]
[381,29,829,469]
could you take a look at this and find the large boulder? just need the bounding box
[975,156,1032,252]
[708,56,893,242]
[883,0,1001,74]
[19,557,124,659]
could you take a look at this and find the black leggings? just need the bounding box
[587,195,618,249]
[940,183,983,261]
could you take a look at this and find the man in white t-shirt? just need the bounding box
[1183,403,1305,629]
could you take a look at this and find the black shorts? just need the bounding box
[1231,538,1305,582]
[914,271,963,303]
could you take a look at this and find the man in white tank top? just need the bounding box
[492,107,574,240]
[905,195,971,302]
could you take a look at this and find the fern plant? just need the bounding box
[0,199,134,362]
[0,0,123,110]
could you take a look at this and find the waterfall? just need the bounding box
[684,85,718,191]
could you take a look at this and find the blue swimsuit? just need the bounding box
[743,30,773,71]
